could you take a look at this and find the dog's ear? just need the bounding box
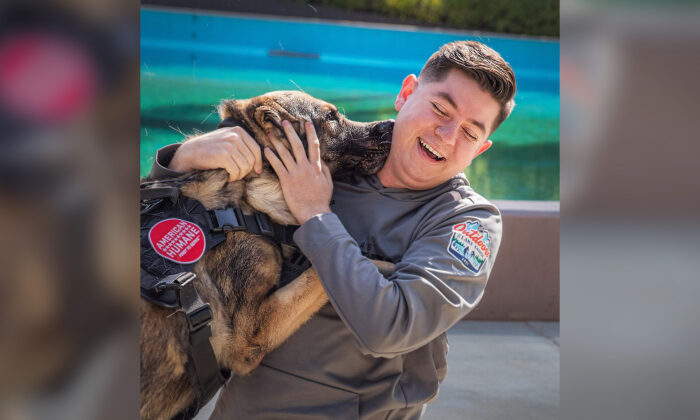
[254,106,282,131]
[253,104,305,148]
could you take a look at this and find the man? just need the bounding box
[150,41,516,419]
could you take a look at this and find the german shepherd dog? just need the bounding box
[140,91,394,419]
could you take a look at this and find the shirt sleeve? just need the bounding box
[146,144,183,180]
[293,207,502,358]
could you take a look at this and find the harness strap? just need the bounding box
[272,223,300,247]
[140,185,181,216]
[279,251,312,287]
[154,272,225,417]
[154,272,227,420]
[179,278,225,407]
[211,208,307,287]
[210,207,300,247]
[140,185,179,202]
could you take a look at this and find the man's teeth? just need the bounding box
[419,138,444,159]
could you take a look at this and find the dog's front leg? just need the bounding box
[233,268,327,375]
[233,259,394,375]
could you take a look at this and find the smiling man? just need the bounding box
[149,41,516,419]
[378,66,502,190]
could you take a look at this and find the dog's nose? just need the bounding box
[371,120,394,140]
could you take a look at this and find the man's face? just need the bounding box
[377,68,501,190]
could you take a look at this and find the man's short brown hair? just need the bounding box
[419,41,516,133]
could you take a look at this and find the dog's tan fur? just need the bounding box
[140,91,394,419]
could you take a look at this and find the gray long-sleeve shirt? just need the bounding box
[295,174,500,357]
[213,173,501,419]
[149,145,502,419]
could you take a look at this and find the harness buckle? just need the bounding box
[153,272,196,294]
[213,207,246,232]
[186,303,213,332]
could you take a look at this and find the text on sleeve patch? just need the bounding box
[447,220,491,273]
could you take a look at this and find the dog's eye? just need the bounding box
[326,110,338,121]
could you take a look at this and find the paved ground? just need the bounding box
[424,321,559,420]
[196,321,560,419]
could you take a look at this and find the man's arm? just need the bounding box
[294,208,501,358]
[146,126,263,181]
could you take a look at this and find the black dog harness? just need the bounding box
[141,180,310,419]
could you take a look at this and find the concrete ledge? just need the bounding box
[492,200,560,217]
[468,200,560,321]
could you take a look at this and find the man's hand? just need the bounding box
[265,120,333,225]
[168,127,263,182]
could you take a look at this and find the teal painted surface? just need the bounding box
[141,8,559,201]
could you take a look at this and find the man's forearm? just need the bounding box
[294,212,479,357]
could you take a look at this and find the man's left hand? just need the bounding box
[264,120,333,225]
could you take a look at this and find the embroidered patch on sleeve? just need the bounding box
[447,220,491,273]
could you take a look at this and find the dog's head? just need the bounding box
[218,91,393,177]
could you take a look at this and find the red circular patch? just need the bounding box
[148,218,206,264]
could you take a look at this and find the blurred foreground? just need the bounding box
[0,0,138,418]
[560,0,700,418]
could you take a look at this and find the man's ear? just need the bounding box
[474,139,493,158]
[395,74,418,111]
